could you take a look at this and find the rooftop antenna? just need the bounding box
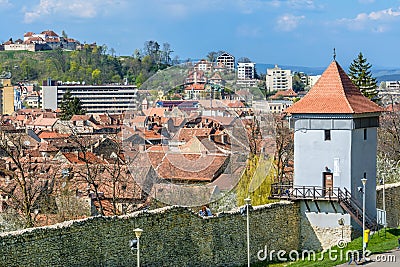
[333,48,336,61]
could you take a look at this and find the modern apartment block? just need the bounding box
[237,62,256,80]
[266,65,292,91]
[217,52,235,71]
[42,80,138,114]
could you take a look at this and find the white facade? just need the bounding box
[217,52,235,71]
[237,62,256,80]
[266,65,292,91]
[385,81,400,90]
[252,100,293,114]
[308,75,321,88]
[42,83,138,114]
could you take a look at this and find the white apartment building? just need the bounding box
[237,62,256,80]
[266,65,292,91]
[308,75,321,88]
[252,100,293,114]
[385,81,400,90]
[217,52,235,71]
[42,81,138,114]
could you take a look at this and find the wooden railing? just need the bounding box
[270,183,379,231]
[269,183,341,200]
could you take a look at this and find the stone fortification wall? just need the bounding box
[377,182,400,228]
[0,201,299,267]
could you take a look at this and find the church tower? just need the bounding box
[279,59,383,249]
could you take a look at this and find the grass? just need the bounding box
[249,227,400,267]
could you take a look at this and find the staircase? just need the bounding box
[337,187,379,231]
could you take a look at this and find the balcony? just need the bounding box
[269,183,344,201]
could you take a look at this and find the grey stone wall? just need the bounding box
[377,182,400,228]
[0,201,300,267]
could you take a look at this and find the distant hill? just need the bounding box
[256,63,325,76]
[256,63,400,82]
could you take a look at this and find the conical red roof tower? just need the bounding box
[285,61,383,114]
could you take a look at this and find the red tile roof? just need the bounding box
[270,88,298,99]
[285,61,383,114]
[38,131,70,139]
[147,151,228,182]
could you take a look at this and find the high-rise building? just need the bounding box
[237,62,256,80]
[266,65,292,91]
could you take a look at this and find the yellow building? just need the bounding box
[0,76,15,115]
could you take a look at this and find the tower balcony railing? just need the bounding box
[269,183,347,201]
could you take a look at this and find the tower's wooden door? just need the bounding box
[323,172,333,196]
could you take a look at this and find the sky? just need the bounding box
[1,0,400,68]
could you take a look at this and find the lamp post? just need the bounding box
[244,198,251,267]
[361,178,367,260]
[134,228,143,267]
[381,173,386,228]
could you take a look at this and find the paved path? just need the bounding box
[337,249,400,266]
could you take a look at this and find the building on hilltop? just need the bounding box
[237,62,255,80]
[266,65,292,92]
[42,79,138,114]
[3,30,80,52]
[217,52,235,71]
[237,62,258,87]
[271,59,383,250]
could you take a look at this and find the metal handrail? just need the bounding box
[270,184,340,200]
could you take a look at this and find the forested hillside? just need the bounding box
[0,41,174,86]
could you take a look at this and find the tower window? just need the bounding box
[324,130,331,141]
[364,129,367,140]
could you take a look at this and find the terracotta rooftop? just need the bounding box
[270,88,298,99]
[38,131,70,139]
[285,61,383,114]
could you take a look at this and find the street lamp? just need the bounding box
[244,198,251,267]
[130,228,143,267]
[379,173,386,228]
[361,178,367,260]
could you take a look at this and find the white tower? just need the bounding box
[282,60,382,249]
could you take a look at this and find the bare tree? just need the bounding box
[378,108,400,162]
[274,116,294,183]
[67,132,106,216]
[0,130,57,228]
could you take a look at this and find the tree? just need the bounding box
[238,57,251,63]
[292,72,305,92]
[274,116,294,183]
[61,30,68,39]
[348,52,378,100]
[0,130,58,228]
[206,51,218,63]
[59,90,86,120]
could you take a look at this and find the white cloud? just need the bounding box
[287,0,320,10]
[0,0,11,7]
[276,14,305,31]
[236,25,262,37]
[358,0,375,4]
[23,0,123,23]
[337,7,400,32]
